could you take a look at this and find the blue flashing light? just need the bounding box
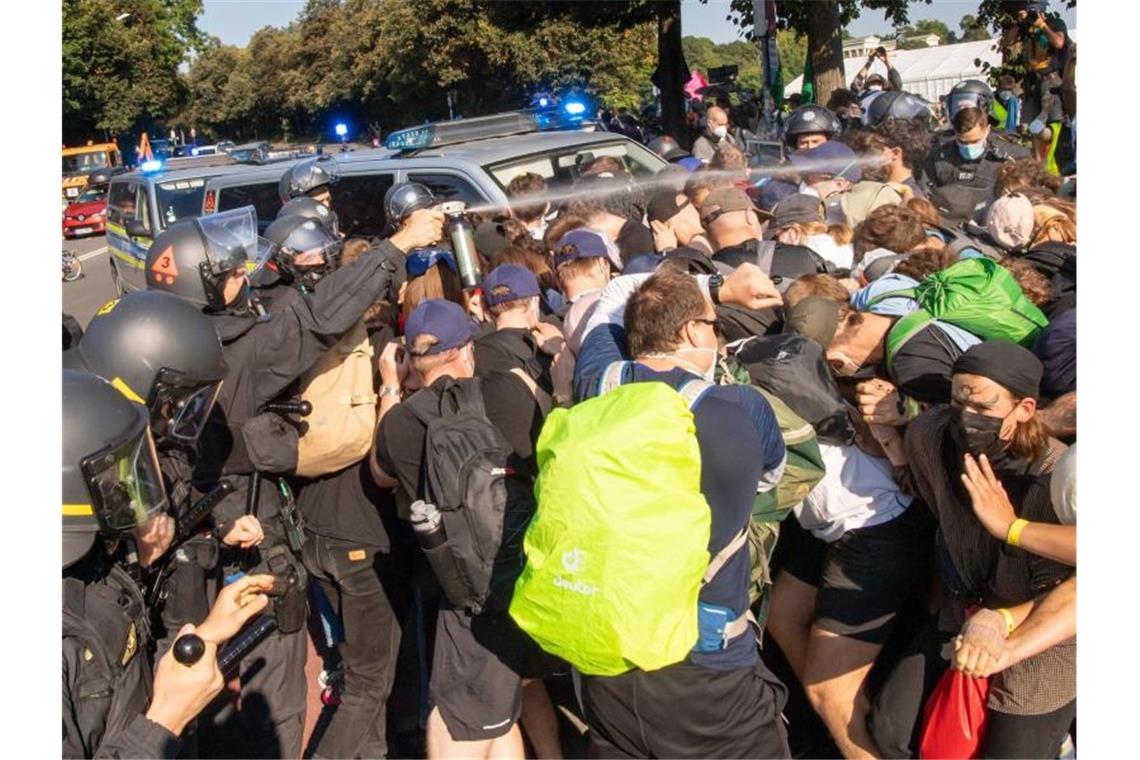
[335,122,348,137]
[538,97,549,108]
[564,100,587,116]
[140,159,163,173]
[384,125,435,151]
[191,147,200,156]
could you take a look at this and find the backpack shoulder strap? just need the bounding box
[508,368,553,417]
[677,378,716,410]
[702,527,749,585]
[754,240,776,274]
[403,386,442,428]
[884,309,934,376]
[597,361,631,396]
[438,377,487,420]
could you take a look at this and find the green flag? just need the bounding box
[801,48,815,104]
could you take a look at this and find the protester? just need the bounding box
[506,172,552,241]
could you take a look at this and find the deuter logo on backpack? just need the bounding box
[552,548,598,597]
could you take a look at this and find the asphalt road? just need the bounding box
[62,232,120,328]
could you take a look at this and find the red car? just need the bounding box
[62,185,109,238]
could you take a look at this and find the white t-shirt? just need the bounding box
[795,442,912,543]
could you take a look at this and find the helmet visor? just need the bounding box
[148,369,223,445]
[250,236,276,276]
[946,92,987,121]
[81,425,167,531]
[197,206,258,275]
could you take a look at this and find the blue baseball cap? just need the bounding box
[789,140,862,183]
[482,264,541,307]
[552,229,614,268]
[404,299,476,355]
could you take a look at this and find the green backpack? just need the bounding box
[509,368,748,676]
[869,257,1050,375]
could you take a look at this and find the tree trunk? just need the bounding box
[806,0,845,107]
[657,1,688,145]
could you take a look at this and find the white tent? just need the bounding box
[786,31,1076,103]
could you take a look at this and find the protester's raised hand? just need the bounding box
[532,321,565,357]
[197,574,274,646]
[378,341,410,390]
[650,220,678,253]
[719,263,783,310]
[960,453,1018,541]
[855,378,907,426]
[390,209,446,253]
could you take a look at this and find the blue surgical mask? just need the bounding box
[957,141,985,161]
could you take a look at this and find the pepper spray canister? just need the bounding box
[447,213,482,289]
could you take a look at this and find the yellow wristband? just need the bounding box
[995,607,1016,637]
[1006,518,1030,547]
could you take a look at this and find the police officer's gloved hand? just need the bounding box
[390,209,446,254]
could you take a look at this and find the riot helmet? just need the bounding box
[277,196,340,238]
[263,214,343,290]
[145,206,270,311]
[783,105,843,149]
[63,370,168,568]
[73,291,226,447]
[278,155,339,204]
[384,182,436,228]
[647,135,692,162]
[863,90,935,127]
[946,80,995,122]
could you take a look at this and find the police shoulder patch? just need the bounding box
[120,622,137,667]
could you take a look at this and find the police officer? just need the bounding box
[262,213,343,295]
[144,203,443,757]
[647,135,703,172]
[861,90,934,129]
[384,181,437,233]
[279,155,339,207]
[62,370,272,758]
[782,104,843,152]
[924,79,1031,223]
[65,291,240,657]
[277,196,342,238]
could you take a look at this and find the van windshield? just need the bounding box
[155,178,207,228]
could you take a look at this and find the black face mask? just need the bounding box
[948,406,1009,461]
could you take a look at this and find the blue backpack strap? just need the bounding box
[597,361,631,396]
[677,378,716,410]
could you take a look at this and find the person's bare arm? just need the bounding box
[1037,390,1075,439]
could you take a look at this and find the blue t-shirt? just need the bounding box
[575,326,787,671]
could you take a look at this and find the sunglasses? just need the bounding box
[692,317,721,331]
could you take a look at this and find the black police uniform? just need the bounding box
[193,239,408,758]
[63,559,177,759]
[923,132,1030,221]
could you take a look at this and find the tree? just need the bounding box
[897,19,954,49]
[723,0,931,106]
[958,13,991,42]
[62,0,204,143]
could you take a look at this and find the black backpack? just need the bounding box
[730,333,855,445]
[405,378,536,614]
[1017,242,1076,308]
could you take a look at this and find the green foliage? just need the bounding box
[62,0,204,142]
[682,31,805,91]
[172,0,660,141]
[958,14,992,42]
[896,19,953,48]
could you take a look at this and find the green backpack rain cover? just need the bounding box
[509,381,713,676]
[876,257,1050,374]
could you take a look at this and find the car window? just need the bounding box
[155,178,207,228]
[485,141,666,193]
[406,172,484,208]
[333,173,396,238]
[107,181,142,226]
[218,182,282,233]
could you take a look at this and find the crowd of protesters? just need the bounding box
[63,3,1076,756]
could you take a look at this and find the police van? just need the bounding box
[106,159,305,293]
[107,112,667,292]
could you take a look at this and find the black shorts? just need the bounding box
[814,504,934,645]
[429,605,558,741]
[775,515,828,587]
[580,658,790,759]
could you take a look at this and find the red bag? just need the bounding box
[919,668,990,759]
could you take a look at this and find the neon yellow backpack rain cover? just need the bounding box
[509,380,713,676]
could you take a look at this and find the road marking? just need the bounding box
[77,247,108,262]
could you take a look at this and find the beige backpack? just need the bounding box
[295,320,377,477]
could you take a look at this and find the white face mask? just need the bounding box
[798,182,821,198]
[868,84,883,92]
[711,125,728,139]
[670,346,719,382]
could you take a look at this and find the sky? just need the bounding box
[198,0,1076,47]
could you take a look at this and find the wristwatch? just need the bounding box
[378,385,402,399]
[708,273,724,305]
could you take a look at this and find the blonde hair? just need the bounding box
[1029,199,1076,247]
[402,264,464,319]
[784,221,854,246]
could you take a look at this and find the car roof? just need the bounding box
[116,158,303,185]
[230,141,269,150]
[331,130,639,169]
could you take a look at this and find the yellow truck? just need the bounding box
[62,142,123,201]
